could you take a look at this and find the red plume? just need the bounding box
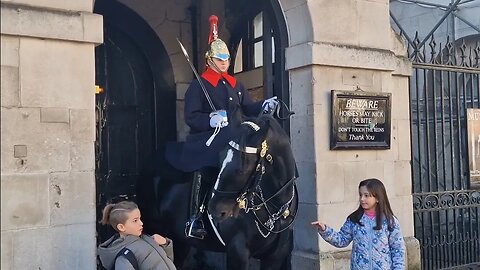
[208,15,218,45]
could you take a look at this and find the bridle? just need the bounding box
[212,121,298,237]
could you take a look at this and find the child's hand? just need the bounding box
[153,234,167,245]
[311,221,326,232]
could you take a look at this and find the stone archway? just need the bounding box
[93,0,176,245]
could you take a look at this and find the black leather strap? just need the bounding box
[114,247,139,270]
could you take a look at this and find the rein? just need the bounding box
[212,120,298,237]
[262,98,295,120]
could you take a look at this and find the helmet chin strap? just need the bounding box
[208,58,225,74]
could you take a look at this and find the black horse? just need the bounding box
[139,114,298,270]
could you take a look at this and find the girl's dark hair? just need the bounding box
[100,201,138,231]
[347,178,396,231]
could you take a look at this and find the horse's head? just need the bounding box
[208,114,296,223]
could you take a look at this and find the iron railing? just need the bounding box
[409,33,480,269]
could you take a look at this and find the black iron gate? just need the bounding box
[409,33,480,269]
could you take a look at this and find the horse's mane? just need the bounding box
[236,114,290,149]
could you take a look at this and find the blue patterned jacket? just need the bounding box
[318,215,405,270]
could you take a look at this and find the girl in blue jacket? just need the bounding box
[311,178,406,270]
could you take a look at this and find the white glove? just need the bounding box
[209,110,228,128]
[262,96,278,113]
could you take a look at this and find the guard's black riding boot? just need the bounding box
[186,171,207,239]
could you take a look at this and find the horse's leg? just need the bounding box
[172,240,191,270]
[226,235,250,270]
[259,230,293,270]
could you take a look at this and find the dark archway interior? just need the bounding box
[93,0,176,247]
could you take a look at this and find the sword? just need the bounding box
[176,38,216,112]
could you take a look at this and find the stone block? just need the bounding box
[284,3,312,46]
[342,69,374,89]
[70,142,94,171]
[170,52,194,84]
[405,236,421,270]
[342,161,368,201]
[391,29,408,57]
[364,160,385,180]
[176,82,189,100]
[287,42,398,71]
[316,162,345,204]
[321,250,351,270]
[397,119,411,161]
[1,107,70,173]
[391,76,410,120]
[13,145,27,158]
[290,114,315,163]
[313,113,338,163]
[336,150,377,162]
[291,251,321,270]
[50,172,95,225]
[390,195,414,237]
[1,173,49,230]
[19,38,95,109]
[158,22,190,56]
[309,0,358,46]
[290,68,313,115]
[293,203,321,252]
[296,161,316,204]
[1,231,13,270]
[1,4,101,43]
[394,160,412,197]
[0,35,19,67]
[81,12,103,45]
[12,224,96,270]
[70,109,95,141]
[357,0,390,50]
[280,0,306,11]
[285,42,313,72]
[1,0,92,12]
[1,66,20,107]
[40,107,69,123]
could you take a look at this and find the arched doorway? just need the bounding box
[92,0,290,268]
[93,0,176,244]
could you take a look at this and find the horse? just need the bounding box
[138,113,298,270]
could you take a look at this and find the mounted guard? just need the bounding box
[165,15,279,239]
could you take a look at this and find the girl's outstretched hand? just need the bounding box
[152,234,168,245]
[311,221,326,232]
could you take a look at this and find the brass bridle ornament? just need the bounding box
[215,121,298,238]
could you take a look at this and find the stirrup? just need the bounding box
[185,218,207,239]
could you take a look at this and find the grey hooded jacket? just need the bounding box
[98,234,176,270]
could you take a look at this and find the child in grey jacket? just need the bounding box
[98,201,177,270]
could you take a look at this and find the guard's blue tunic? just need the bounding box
[166,69,263,172]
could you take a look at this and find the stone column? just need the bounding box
[282,0,421,269]
[1,1,103,269]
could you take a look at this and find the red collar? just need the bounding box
[201,67,237,88]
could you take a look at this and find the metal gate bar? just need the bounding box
[410,34,480,269]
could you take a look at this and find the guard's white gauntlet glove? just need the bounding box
[209,110,228,128]
[262,96,278,113]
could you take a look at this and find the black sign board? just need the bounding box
[330,90,391,150]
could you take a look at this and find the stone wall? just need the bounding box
[283,0,421,269]
[0,1,102,269]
